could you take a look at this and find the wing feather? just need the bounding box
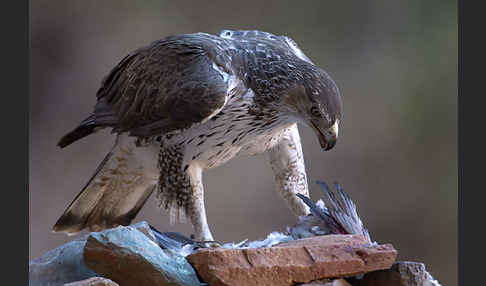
[92,34,238,138]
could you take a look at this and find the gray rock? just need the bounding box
[130,221,157,242]
[29,237,98,286]
[29,221,156,286]
[359,261,441,286]
[83,225,203,286]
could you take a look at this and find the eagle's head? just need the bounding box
[282,66,342,151]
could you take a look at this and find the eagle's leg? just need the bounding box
[268,123,311,216]
[185,164,215,242]
[157,145,214,242]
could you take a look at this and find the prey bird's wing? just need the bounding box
[92,34,242,138]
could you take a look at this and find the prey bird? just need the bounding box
[53,29,343,241]
[292,181,371,242]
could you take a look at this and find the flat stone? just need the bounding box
[29,221,156,286]
[186,234,397,286]
[83,225,203,286]
[63,277,119,286]
[359,261,442,286]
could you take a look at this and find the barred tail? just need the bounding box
[53,134,159,234]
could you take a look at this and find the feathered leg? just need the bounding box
[156,145,214,241]
[186,164,214,241]
[268,123,310,216]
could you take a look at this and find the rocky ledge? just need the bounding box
[29,222,441,286]
[30,183,441,285]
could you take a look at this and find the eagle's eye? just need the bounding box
[310,106,321,118]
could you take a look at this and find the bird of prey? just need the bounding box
[53,29,342,241]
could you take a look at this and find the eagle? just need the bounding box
[53,29,342,242]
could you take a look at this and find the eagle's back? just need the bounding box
[58,30,315,148]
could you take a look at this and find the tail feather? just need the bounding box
[53,134,159,234]
[316,181,371,242]
[58,115,98,148]
[295,181,371,242]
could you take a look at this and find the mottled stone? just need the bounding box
[83,225,203,286]
[186,234,396,286]
[359,261,442,286]
[29,237,97,286]
[29,221,157,286]
[130,221,157,242]
[63,277,119,286]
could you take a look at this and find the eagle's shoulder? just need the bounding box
[215,30,314,104]
[217,29,313,64]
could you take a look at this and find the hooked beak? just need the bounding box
[310,120,339,151]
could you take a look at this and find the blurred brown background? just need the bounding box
[29,1,457,285]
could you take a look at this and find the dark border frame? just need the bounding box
[459,0,484,285]
[6,0,29,284]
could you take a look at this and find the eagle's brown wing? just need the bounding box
[58,34,238,147]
